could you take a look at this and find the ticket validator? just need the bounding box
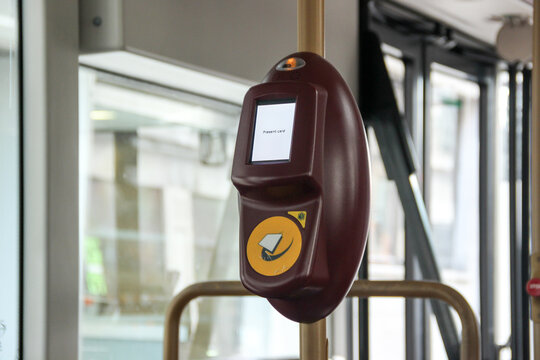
[232,52,371,323]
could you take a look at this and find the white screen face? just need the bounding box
[251,101,296,163]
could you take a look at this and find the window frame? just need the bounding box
[359,1,500,358]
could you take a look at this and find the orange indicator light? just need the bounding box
[285,58,297,68]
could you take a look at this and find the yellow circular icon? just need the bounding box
[247,216,302,276]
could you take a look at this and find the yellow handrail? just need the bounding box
[163,280,479,360]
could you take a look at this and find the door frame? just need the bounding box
[22,0,79,359]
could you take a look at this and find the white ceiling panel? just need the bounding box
[393,0,532,44]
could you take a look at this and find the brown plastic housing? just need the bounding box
[231,52,371,323]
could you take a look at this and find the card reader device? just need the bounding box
[232,52,371,323]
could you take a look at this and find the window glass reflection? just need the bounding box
[493,70,513,360]
[428,64,480,359]
[367,53,406,360]
[79,68,299,359]
[0,0,20,358]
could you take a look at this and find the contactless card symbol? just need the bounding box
[259,233,293,261]
[246,216,303,276]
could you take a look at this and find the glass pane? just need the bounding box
[428,64,481,358]
[367,53,406,360]
[79,68,300,359]
[493,70,512,359]
[0,0,20,358]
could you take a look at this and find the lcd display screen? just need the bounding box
[251,100,296,163]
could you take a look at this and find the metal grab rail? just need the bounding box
[163,280,479,360]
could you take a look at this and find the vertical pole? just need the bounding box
[479,67,497,360]
[300,321,328,360]
[358,255,370,360]
[298,1,327,359]
[531,0,540,358]
[297,0,325,56]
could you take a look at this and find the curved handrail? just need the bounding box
[348,280,479,359]
[163,280,479,360]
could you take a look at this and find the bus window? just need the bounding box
[79,67,300,360]
[427,64,481,359]
[367,53,407,360]
[0,0,20,358]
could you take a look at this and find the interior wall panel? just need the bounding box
[121,0,358,94]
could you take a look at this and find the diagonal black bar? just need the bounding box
[359,31,461,360]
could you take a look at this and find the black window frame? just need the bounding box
[358,1,502,359]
